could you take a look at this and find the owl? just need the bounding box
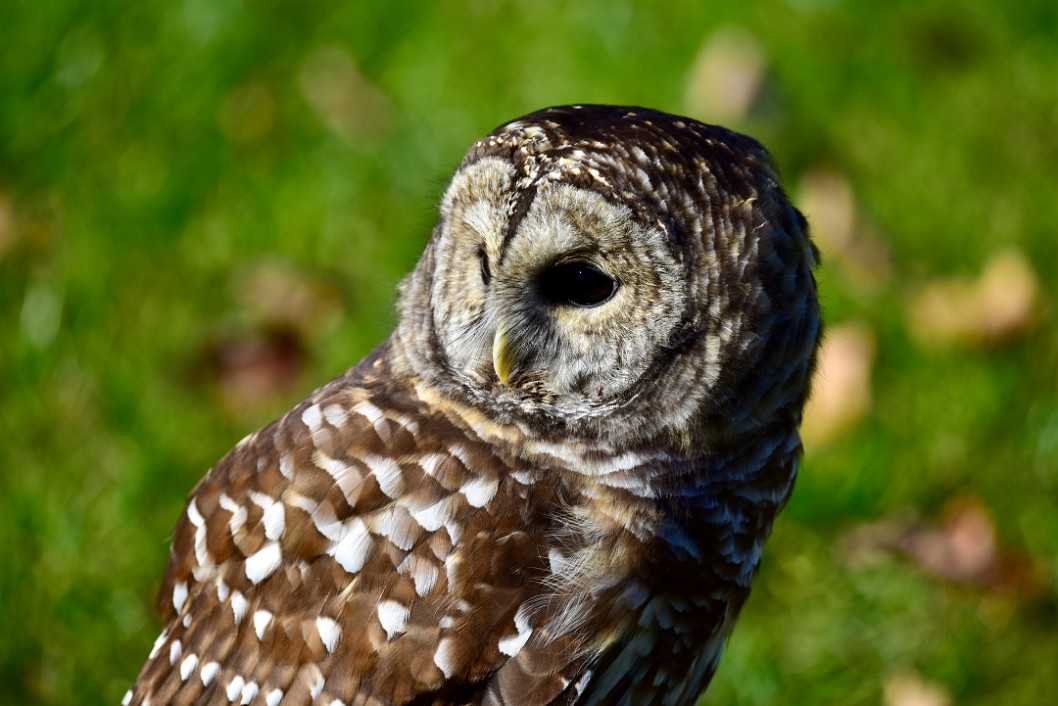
[125,105,820,706]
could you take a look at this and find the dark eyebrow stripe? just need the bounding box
[497,183,538,265]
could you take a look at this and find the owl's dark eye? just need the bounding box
[539,262,618,307]
[478,248,491,286]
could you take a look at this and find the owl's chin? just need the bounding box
[445,379,636,443]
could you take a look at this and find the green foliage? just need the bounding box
[1,1,1055,704]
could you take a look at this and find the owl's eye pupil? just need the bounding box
[478,248,491,286]
[540,262,618,307]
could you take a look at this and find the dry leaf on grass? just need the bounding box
[298,45,391,142]
[208,329,306,416]
[840,496,1044,596]
[797,167,892,287]
[683,27,766,124]
[196,263,345,418]
[908,248,1039,345]
[801,323,876,448]
[884,671,951,706]
[232,261,344,341]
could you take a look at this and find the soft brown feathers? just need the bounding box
[126,105,819,706]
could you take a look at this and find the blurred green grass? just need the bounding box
[2,1,1056,704]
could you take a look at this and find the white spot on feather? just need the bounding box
[172,581,188,613]
[219,493,247,535]
[377,599,410,639]
[122,689,132,706]
[498,629,532,656]
[514,603,532,633]
[245,541,282,584]
[253,610,273,639]
[352,399,385,424]
[240,681,259,705]
[316,616,341,653]
[231,591,248,624]
[363,454,404,498]
[598,470,655,497]
[266,689,283,706]
[301,403,323,433]
[412,561,439,596]
[249,491,286,541]
[315,452,353,481]
[168,639,182,665]
[279,453,294,479]
[417,453,447,479]
[179,653,198,681]
[187,499,205,527]
[330,519,373,574]
[509,469,534,485]
[374,506,419,550]
[411,497,454,532]
[309,668,325,700]
[393,412,419,435]
[226,675,244,702]
[445,519,462,544]
[352,399,389,439]
[194,523,211,566]
[548,548,569,575]
[460,476,499,507]
[262,502,286,540]
[322,403,348,428]
[201,661,220,686]
[433,638,457,678]
[309,500,344,541]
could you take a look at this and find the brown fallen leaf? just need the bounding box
[797,167,892,287]
[206,328,307,419]
[683,27,766,124]
[298,45,391,143]
[192,263,344,418]
[908,248,1039,345]
[884,671,951,706]
[840,496,1044,597]
[801,323,876,448]
[231,261,344,341]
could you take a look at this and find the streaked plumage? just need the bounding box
[126,104,820,706]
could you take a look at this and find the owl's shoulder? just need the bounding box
[139,342,599,705]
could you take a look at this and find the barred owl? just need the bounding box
[126,105,820,706]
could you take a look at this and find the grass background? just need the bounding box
[2,1,1056,704]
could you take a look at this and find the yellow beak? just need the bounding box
[492,326,516,385]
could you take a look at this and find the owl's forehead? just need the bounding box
[470,113,684,196]
[455,105,772,224]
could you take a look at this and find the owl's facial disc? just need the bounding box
[426,157,686,420]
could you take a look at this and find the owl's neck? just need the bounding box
[537,440,799,705]
[347,334,799,704]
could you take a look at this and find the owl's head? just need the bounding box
[396,105,819,450]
